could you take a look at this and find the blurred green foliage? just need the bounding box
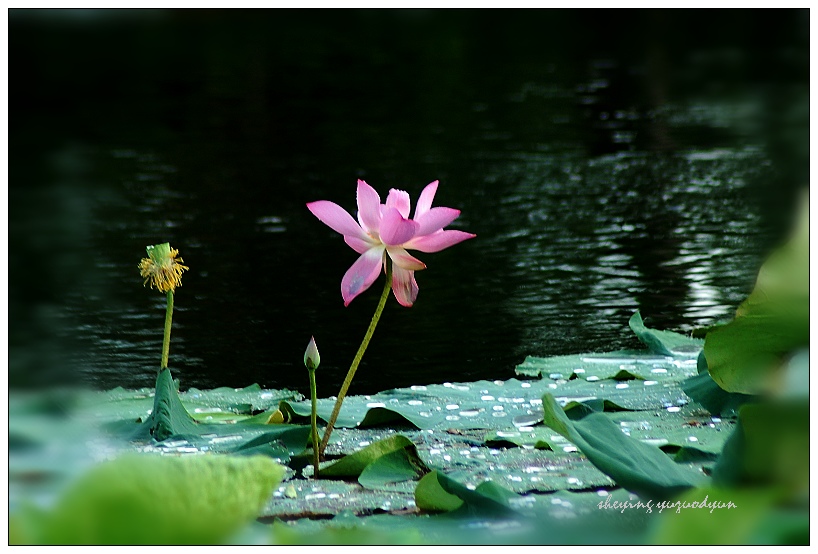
[705,193,809,395]
[651,196,810,544]
[12,454,286,545]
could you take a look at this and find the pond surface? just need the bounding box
[9,10,808,394]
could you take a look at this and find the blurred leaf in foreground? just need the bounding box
[14,454,285,545]
[649,486,808,545]
[705,192,808,395]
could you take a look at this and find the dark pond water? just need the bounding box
[9,10,809,396]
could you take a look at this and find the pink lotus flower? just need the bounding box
[307,180,475,307]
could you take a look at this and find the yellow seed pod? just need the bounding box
[139,242,189,293]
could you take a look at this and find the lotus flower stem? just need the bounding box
[161,290,174,370]
[308,366,320,477]
[318,258,393,458]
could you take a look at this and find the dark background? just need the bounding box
[8,9,809,396]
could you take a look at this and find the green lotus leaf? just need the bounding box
[629,310,703,358]
[414,470,518,517]
[279,398,438,429]
[20,453,285,545]
[681,371,755,417]
[540,393,706,499]
[231,426,312,461]
[414,471,465,513]
[516,349,695,381]
[320,435,427,482]
[135,367,201,441]
[357,448,429,489]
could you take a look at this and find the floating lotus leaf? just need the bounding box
[606,411,733,455]
[415,471,518,517]
[628,310,703,358]
[540,393,706,499]
[230,426,312,461]
[281,379,555,431]
[358,448,429,489]
[516,350,697,381]
[260,479,417,519]
[319,435,429,489]
[549,377,696,411]
[517,312,702,381]
[73,380,301,426]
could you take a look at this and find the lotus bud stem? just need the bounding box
[304,336,321,477]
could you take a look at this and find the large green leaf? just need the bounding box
[282,378,561,432]
[19,454,285,545]
[95,369,311,463]
[705,313,808,395]
[284,372,698,443]
[607,411,732,455]
[183,383,300,414]
[705,195,809,395]
[540,393,706,499]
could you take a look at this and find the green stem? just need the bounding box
[318,258,392,458]
[308,367,320,478]
[161,290,174,370]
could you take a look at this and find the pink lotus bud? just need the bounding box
[304,336,320,371]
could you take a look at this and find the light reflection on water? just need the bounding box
[57,145,767,396]
[62,138,763,394]
[10,12,803,395]
[476,146,770,370]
